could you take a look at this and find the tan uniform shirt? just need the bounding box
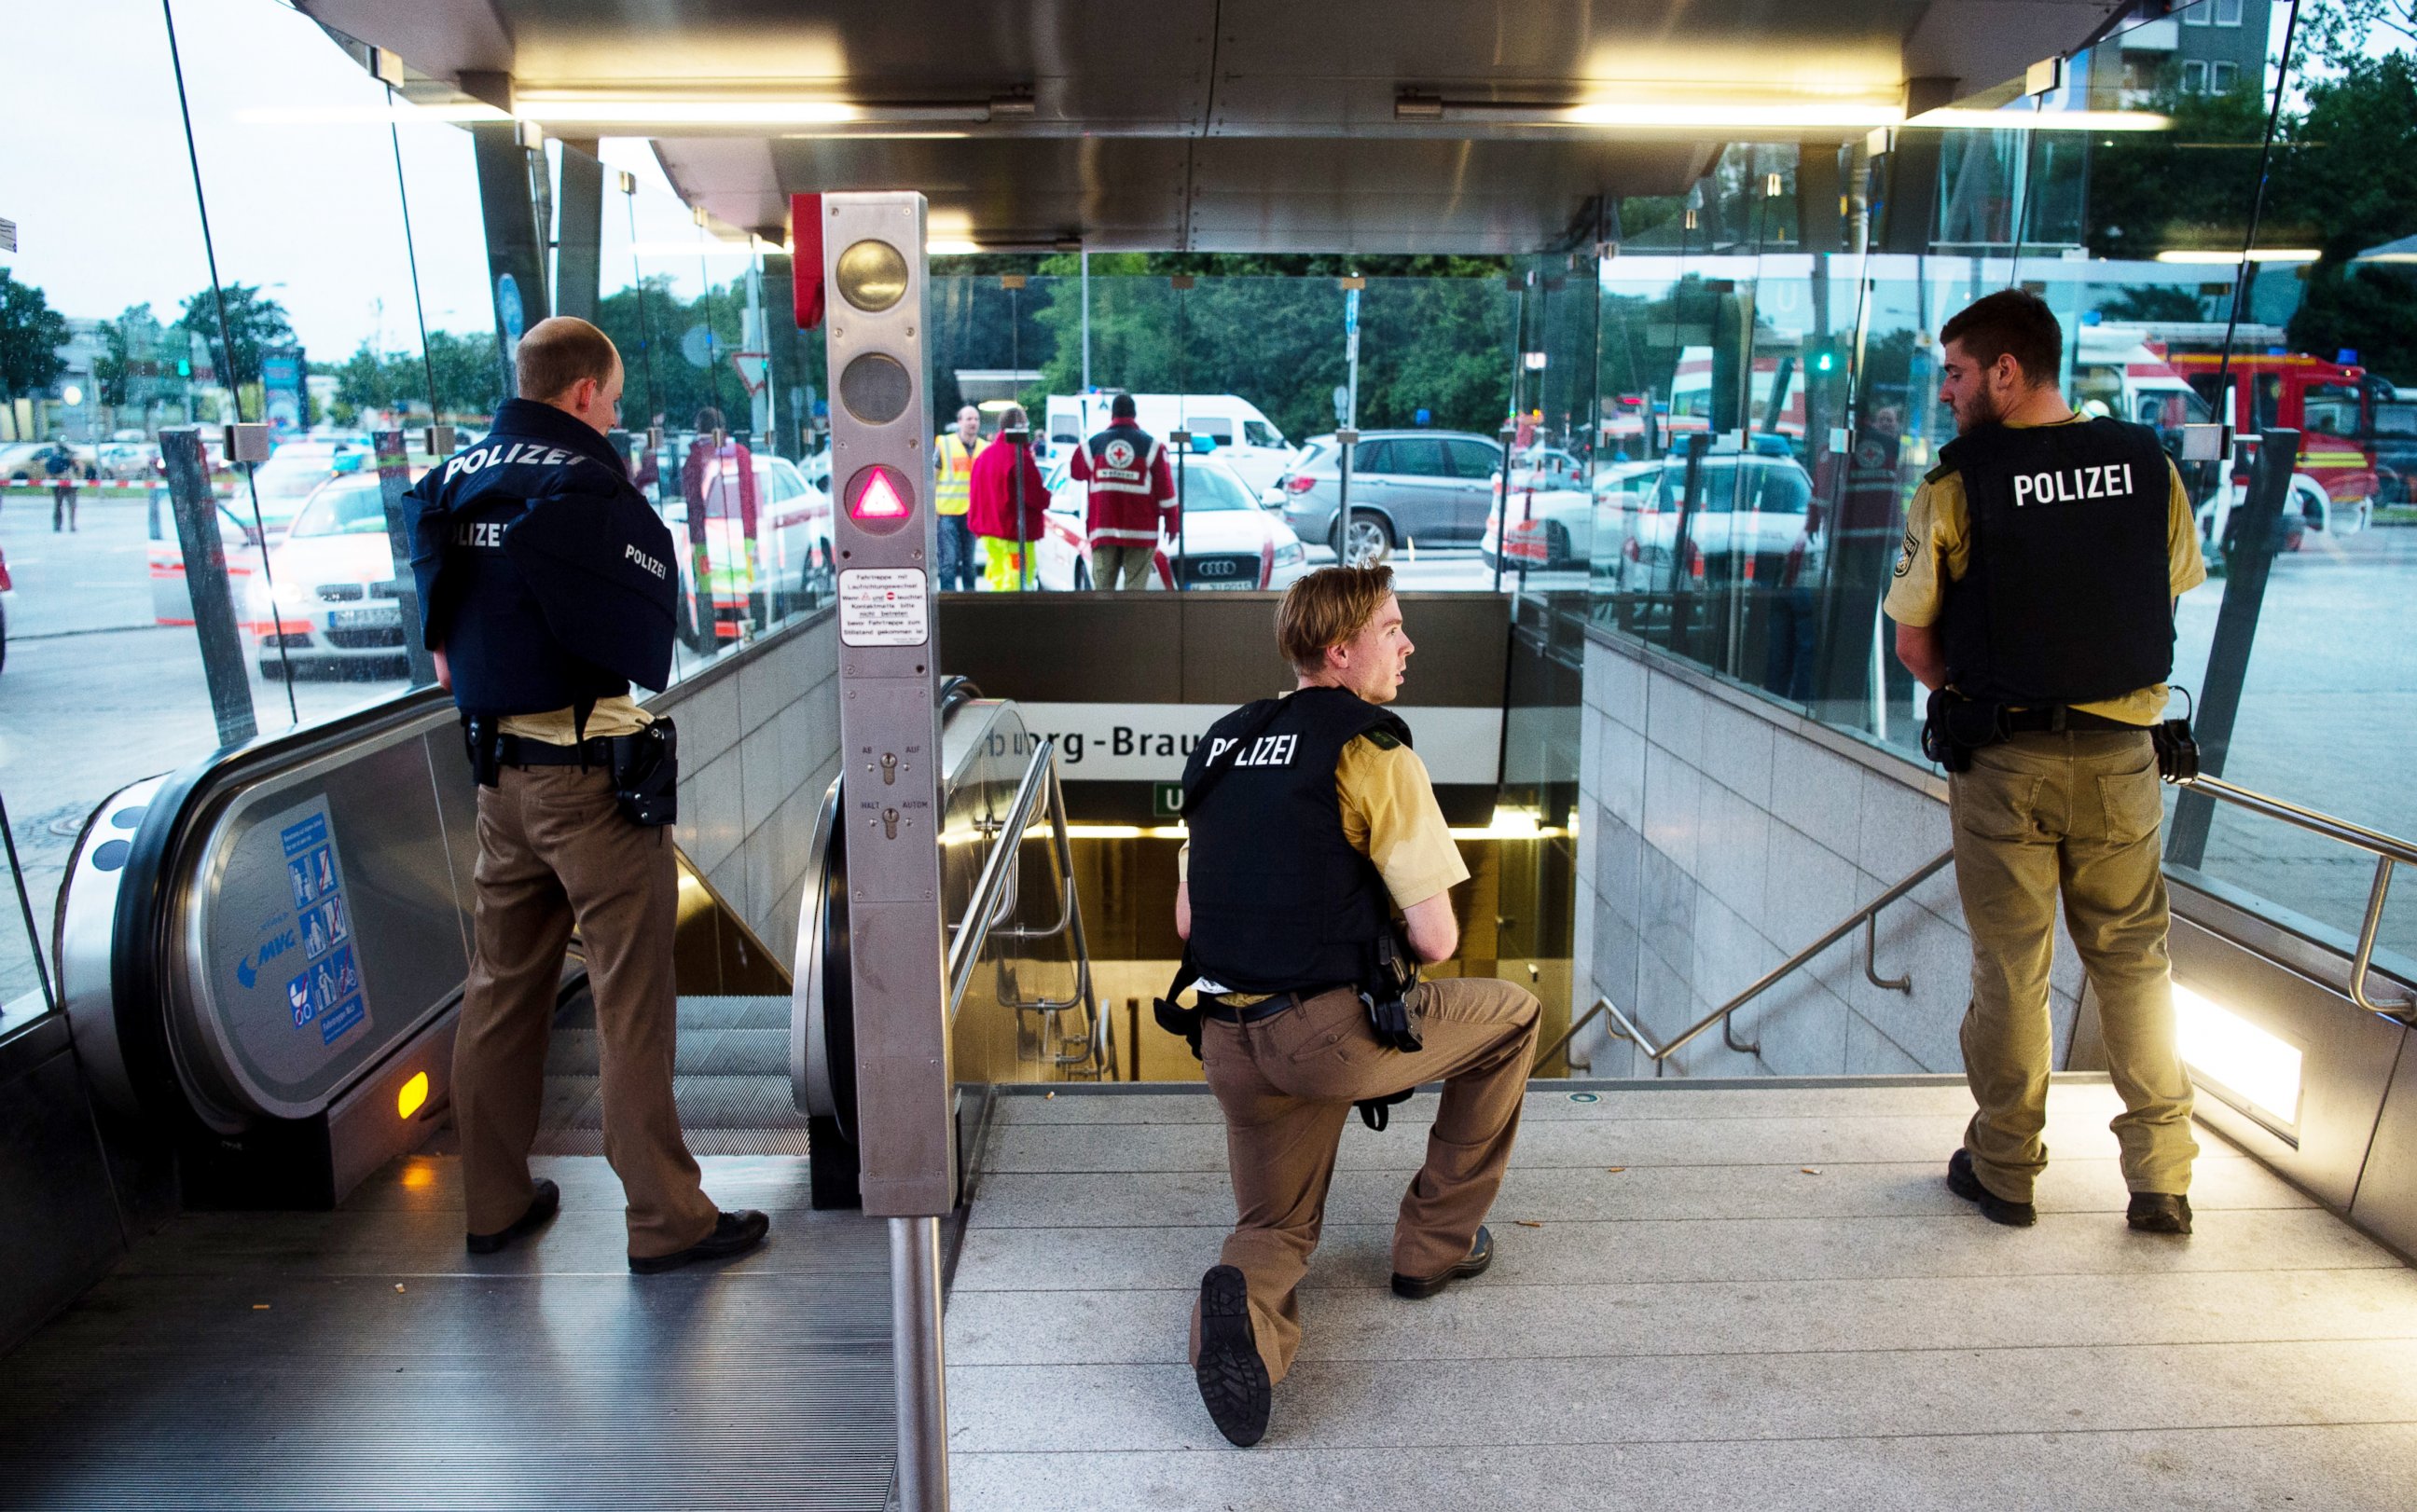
[1884,415,2206,726]
[500,694,652,744]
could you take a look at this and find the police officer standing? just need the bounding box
[1070,393,1176,588]
[1167,565,1541,1446]
[409,316,768,1273]
[1885,289,2203,1235]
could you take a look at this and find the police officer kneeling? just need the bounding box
[409,316,768,1272]
[1886,289,2202,1237]
[1166,566,1541,1446]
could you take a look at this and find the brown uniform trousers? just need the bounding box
[1192,976,1541,1381]
[454,763,720,1259]
[1949,730,2198,1203]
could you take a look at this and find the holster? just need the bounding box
[2151,716,2200,784]
[1360,928,1424,1054]
[608,718,679,827]
[1921,689,1999,774]
[463,715,503,789]
[1154,957,1206,1061]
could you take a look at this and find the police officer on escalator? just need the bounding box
[1885,289,2203,1237]
[1163,565,1542,1447]
[409,316,768,1273]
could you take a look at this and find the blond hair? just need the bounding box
[1275,565,1395,674]
[515,316,620,403]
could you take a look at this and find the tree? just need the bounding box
[2300,0,2417,74]
[176,282,294,392]
[94,304,165,408]
[2084,78,2272,259]
[2094,285,2208,323]
[2272,52,2417,378]
[0,269,69,402]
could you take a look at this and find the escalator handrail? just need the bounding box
[946,735,1057,1017]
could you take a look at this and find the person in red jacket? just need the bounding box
[1070,392,1177,589]
[967,405,1051,592]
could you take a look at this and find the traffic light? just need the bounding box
[812,191,954,1220]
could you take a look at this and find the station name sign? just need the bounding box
[1013,702,1502,784]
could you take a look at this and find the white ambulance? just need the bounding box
[1043,393,1295,493]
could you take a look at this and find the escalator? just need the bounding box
[51,674,1102,1211]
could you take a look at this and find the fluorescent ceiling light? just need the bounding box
[1909,107,2171,131]
[927,240,987,255]
[517,96,866,125]
[233,103,508,126]
[515,93,999,127]
[780,131,971,140]
[2157,248,2322,264]
[1562,101,1902,130]
[2172,981,2302,1127]
[623,239,788,259]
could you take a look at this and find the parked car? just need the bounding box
[1,441,98,483]
[1483,460,1661,571]
[1036,452,1307,590]
[241,472,421,678]
[96,439,159,482]
[240,439,373,539]
[662,445,833,646]
[1607,452,1820,599]
[1275,429,1508,565]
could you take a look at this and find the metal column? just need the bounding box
[159,427,256,747]
[553,138,604,323]
[463,79,551,401]
[818,192,954,1512]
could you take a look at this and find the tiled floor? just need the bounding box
[947,1078,2417,1510]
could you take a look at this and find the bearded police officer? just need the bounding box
[1886,289,2203,1236]
[1164,565,1541,1446]
[410,316,769,1273]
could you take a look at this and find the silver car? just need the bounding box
[1273,429,1509,565]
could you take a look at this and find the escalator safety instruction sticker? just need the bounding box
[278,809,368,1047]
[839,568,929,647]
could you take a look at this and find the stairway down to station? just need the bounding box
[533,994,809,1157]
[945,1075,2417,1511]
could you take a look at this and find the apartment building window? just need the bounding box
[2183,59,2209,91]
[2212,60,2240,91]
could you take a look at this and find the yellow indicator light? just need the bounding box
[397,1070,430,1120]
[836,238,908,313]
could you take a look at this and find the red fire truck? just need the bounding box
[2165,350,2383,527]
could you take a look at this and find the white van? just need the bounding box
[1043,393,1294,493]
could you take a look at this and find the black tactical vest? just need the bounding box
[1936,418,2174,708]
[1182,686,1411,996]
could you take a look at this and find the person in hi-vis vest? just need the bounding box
[932,405,986,592]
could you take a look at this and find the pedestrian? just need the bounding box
[1161,565,1541,1446]
[1070,393,1176,589]
[1886,288,2203,1236]
[407,315,768,1274]
[932,404,986,592]
[965,405,1047,592]
[46,442,79,532]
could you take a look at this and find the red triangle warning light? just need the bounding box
[847,465,914,526]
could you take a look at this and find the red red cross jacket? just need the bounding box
[1070,421,1178,549]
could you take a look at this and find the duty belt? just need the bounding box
[1200,985,1354,1024]
[1997,706,2148,735]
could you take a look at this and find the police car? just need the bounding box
[1034,451,1307,590]
[241,471,419,678]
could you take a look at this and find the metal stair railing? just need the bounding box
[1539,768,2417,1078]
[1539,848,1954,1075]
[945,735,1110,1078]
[2177,773,2417,1024]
